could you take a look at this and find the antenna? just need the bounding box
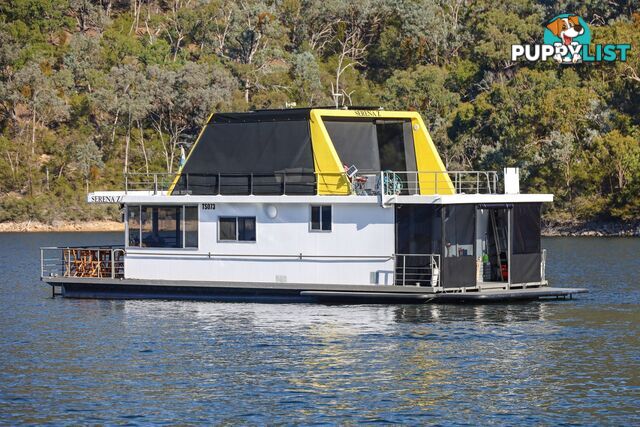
[330,83,343,108]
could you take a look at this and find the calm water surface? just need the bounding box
[0,233,638,425]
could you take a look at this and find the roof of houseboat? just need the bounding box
[209,106,384,123]
[87,107,554,205]
[170,107,453,196]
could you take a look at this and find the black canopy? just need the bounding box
[171,108,418,195]
[172,110,315,195]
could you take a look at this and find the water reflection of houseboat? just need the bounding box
[41,107,586,303]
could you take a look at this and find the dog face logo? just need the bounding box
[546,16,584,45]
[543,14,591,63]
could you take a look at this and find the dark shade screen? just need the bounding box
[513,203,541,254]
[324,119,380,171]
[511,203,542,283]
[173,120,315,195]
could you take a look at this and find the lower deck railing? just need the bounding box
[41,248,547,291]
[394,254,441,288]
[41,246,125,279]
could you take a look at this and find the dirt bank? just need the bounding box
[0,221,124,233]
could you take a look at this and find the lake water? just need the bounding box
[0,233,638,425]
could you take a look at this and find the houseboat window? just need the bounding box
[310,205,332,231]
[184,206,198,248]
[126,205,198,248]
[141,206,182,248]
[127,205,141,246]
[219,217,256,242]
[443,205,474,257]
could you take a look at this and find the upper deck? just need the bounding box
[89,170,552,205]
[89,107,553,205]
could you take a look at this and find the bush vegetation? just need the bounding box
[0,0,638,223]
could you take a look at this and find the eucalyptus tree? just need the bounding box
[92,62,151,175]
[9,61,71,156]
[391,0,471,66]
[73,137,105,180]
[226,0,287,104]
[324,0,386,105]
[63,34,103,93]
[146,62,238,173]
[383,65,461,166]
[191,0,240,56]
[291,51,326,106]
[6,60,71,194]
[68,0,109,33]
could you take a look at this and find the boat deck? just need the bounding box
[43,276,587,304]
[432,287,588,303]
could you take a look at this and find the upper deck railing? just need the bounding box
[123,170,499,196]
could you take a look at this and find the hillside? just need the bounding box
[0,0,638,226]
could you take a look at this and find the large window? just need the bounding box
[310,205,332,231]
[219,217,256,242]
[184,206,198,248]
[127,205,198,248]
[443,205,474,258]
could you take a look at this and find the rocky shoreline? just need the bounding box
[0,221,124,233]
[542,220,640,237]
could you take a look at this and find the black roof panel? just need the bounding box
[209,106,384,123]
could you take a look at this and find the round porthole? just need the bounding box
[265,205,278,219]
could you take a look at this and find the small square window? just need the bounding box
[219,217,237,241]
[310,205,332,232]
[219,216,256,242]
[238,217,256,241]
[321,206,331,231]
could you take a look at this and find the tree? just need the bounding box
[73,137,104,179]
[329,1,384,105]
[92,62,151,175]
[290,51,325,105]
[146,62,238,173]
[227,0,287,104]
[384,65,460,165]
[63,34,103,93]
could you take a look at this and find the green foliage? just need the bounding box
[0,1,638,223]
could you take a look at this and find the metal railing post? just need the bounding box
[67,248,71,277]
[283,172,287,195]
[402,255,406,286]
[111,248,116,278]
[153,174,158,195]
[434,172,438,194]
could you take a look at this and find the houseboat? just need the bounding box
[40,107,586,303]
